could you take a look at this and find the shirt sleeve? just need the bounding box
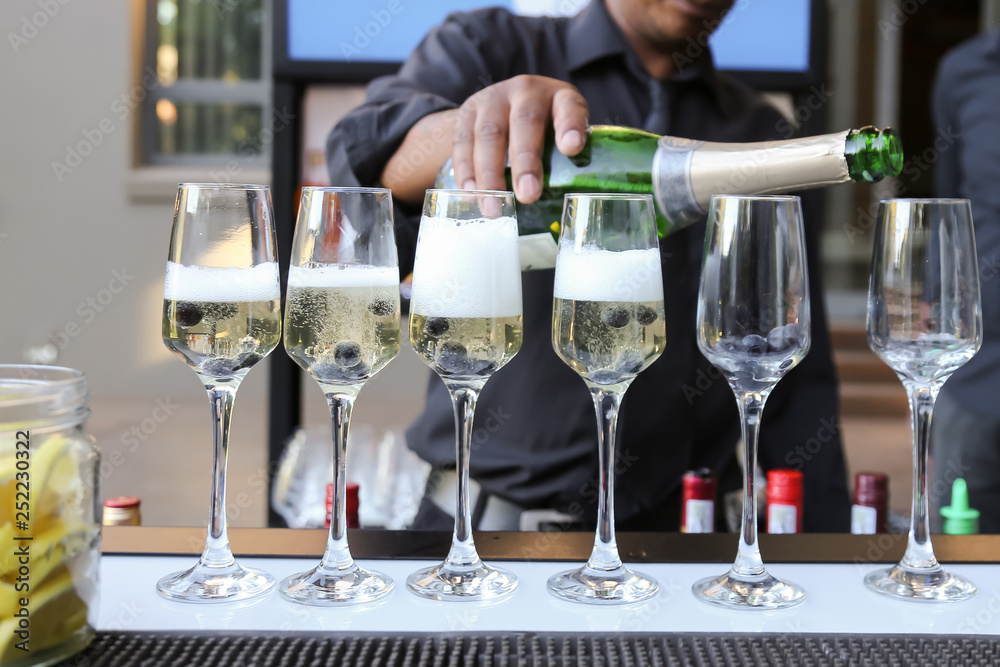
[326,9,517,275]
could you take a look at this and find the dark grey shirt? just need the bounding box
[328,0,850,531]
[933,28,1000,417]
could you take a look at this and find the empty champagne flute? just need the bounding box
[548,193,666,604]
[407,190,523,601]
[279,187,401,604]
[865,198,981,602]
[692,195,810,609]
[159,184,281,602]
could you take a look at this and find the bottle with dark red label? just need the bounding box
[851,472,888,534]
[326,482,360,529]
[766,470,803,534]
[681,469,717,533]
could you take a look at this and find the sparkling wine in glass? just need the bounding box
[691,195,810,609]
[406,190,523,601]
[548,193,666,604]
[279,187,401,604]
[865,198,981,602]
[158,183,281,603]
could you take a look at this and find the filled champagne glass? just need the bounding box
[159,183,281,602]
[548,193,666,604]
[279,187,401,604]
[865,199,981,602]
[406,190,523,601]
[691,195,810,609]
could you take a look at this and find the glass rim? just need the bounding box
[563,193,653,201]
[0,364,85,385]
[426,188,513,197]
[0,365,87,409]
[879,197,970,205]
[710,194,801,202]
[177,182,270,190]
[301,186,391,195]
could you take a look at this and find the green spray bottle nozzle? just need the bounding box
[940,478,979,536]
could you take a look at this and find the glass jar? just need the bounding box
[0,365,99,666]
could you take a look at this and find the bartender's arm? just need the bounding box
[380,76,590,205]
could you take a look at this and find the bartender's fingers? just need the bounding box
[452,102,477,190]
[552,87,589,156]
[472,102,511,193]
[508,92,547,203]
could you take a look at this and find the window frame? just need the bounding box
[140,0,272,169]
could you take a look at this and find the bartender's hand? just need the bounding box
[381,76,589,205]
[452,75,589,203]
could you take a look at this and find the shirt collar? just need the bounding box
[565,0,629,72]
[566,1,738,120]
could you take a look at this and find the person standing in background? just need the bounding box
[930,28,1000,533]
[326,0,851,532]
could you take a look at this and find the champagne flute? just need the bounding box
[548,193,666,604]
[406,189,523,601]
[865,198,981,602]
[159,183,281,602]
[279,187,401,604]
[692,195,809,609]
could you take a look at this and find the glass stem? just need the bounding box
[319,389,359,573]
[732,389,768,579]
[444,381,485,568]
[587,387,624,572]
[201,383,240,569]
[900,382,941,571]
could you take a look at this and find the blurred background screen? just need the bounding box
[286,0,812,73]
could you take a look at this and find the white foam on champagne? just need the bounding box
[164,261,280,302]
[554,247,663,302]
[410,216,522,318]
[287,264,399,288]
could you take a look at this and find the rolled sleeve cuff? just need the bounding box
[328,87,458,187]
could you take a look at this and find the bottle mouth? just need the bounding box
[0,365,89,432]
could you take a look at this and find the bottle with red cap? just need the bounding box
[681,469,717,533]
[766,469,803,534]
[103,496,142,526]
[326,482,360,529]
[851,472,888,534]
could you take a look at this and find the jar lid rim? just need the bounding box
[0,365,88,413]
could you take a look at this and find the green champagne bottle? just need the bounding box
[435,125,903,270]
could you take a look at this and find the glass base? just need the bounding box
[156,560,275,603]
[279,564,394,605]
[692,569,806,609]
[406,561,517,601]
[547,565,659,605]
[864,564,977,602]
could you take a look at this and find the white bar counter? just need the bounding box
[96,527,1000,637]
